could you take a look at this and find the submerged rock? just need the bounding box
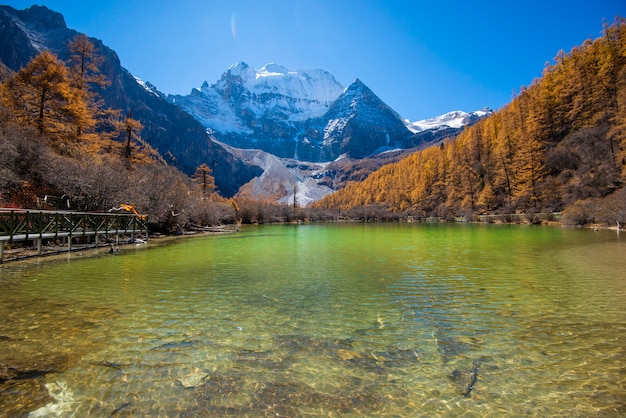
[0,378,53,415]
[337,349,362,361]
[0,352,70,382]
[450,361,479,397]
[0,298,120,415]
[177,369,209,388]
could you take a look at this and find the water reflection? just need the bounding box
[0,224,625,416]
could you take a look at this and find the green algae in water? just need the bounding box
[1,224,625,416]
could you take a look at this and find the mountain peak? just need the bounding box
[330,78,392,115]
[224,61,255,82]
[172,62,345,140]
[228,61,250,71]
[258,63,291,76]
[349,78,367,88]
[317,78,411,159]
[405,109,492,133]
[7,5,67,30]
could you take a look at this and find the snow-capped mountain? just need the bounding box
[170,64,423,162]
[296,79,413,161]
[405,109,492,133]
[167,61,491,204]
[224,62,344,121]
[169,62,345,157]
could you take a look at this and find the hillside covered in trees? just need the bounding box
[0,34,253,231]
[314,18,626,227]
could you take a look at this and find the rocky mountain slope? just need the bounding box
[295,78,413,161]
[0,5,260,197]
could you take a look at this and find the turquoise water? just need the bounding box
[0,223,625,416]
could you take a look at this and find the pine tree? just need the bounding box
[66,34,109,140]
[2,51,84,146]
[599,18,626,170]
[122,111,144,163]
[193,163,216,196]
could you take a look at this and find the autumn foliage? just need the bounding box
[3,20,626,230]
[314,18,626,227]
[0,35,232,231]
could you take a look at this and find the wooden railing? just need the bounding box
[0,208,148,263]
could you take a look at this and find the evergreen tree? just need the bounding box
[2,51,85,147]
[66,34,109,140]
[193,163,216,196]
[122,111,144,163]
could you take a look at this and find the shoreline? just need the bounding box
[0,228,237,266]
[1,220,621,266]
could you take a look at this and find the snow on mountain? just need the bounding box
[405,109,491,133]
[165,61,493,203]
[134,76,165,99]
[233,62,344,120]
[225,61,257,81]
[302,78,412,161]
[171,82,252,134]
[169,62,345,133]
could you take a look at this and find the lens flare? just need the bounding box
[230,13,237,40]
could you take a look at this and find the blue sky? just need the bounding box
[4,1,625,121]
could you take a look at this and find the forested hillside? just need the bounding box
[0,35,239,231]
[314,18,626,227]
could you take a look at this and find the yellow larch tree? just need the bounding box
[2,51,86,148]
[66,34,109,143]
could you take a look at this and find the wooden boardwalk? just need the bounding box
[0,208,148,263]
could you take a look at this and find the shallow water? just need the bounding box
[0,223,625,416]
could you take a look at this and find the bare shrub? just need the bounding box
[561,200,595,226]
